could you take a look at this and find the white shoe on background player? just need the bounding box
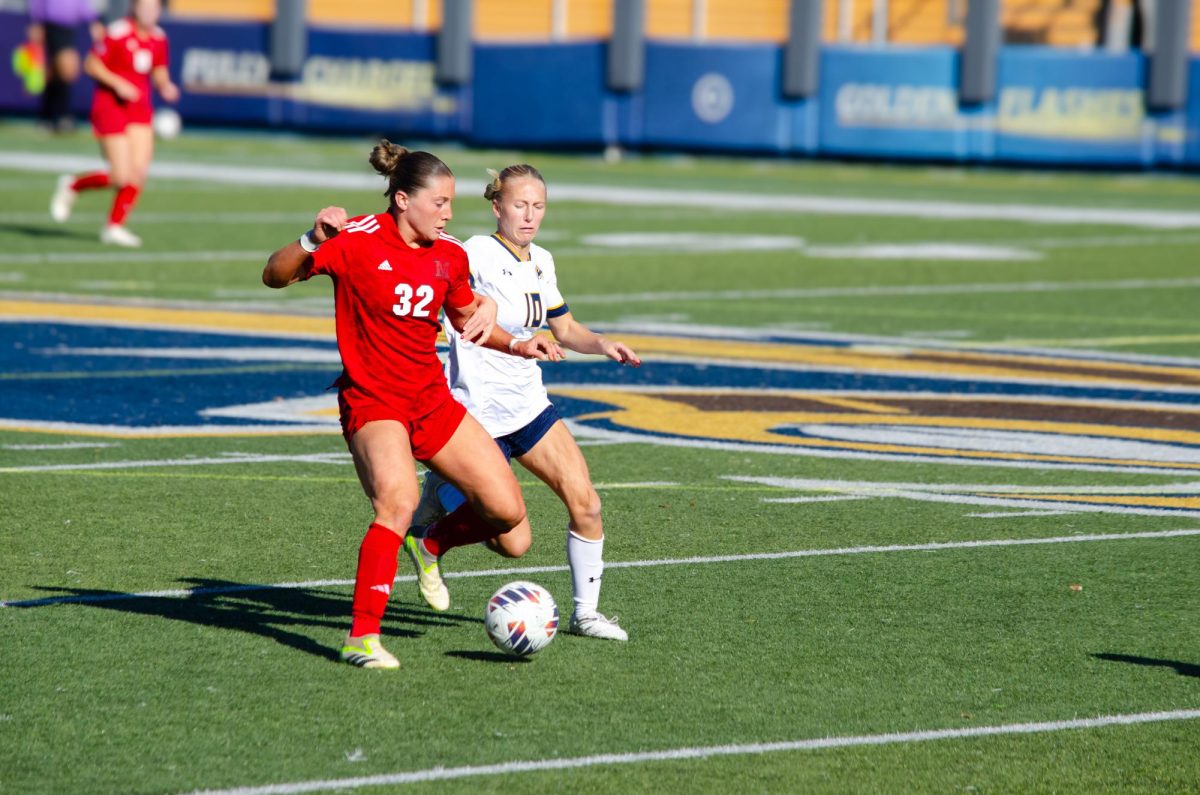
[100,224,142,248]
[568,611,628,641]
[50,175,76,223]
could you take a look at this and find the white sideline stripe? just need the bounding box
[5,528,1198,609]
[0,250,263,265]
[969,510,1078,518]
[3,151,1199,229]
[179,709,1200,795]
[569,276,1200,305]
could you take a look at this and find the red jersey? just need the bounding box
[307,213,475,417]
[91,18,168,111]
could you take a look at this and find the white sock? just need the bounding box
[567,528,604,616]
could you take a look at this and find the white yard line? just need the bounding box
[3,151,1199,228]
[568,276,1200,305]
[178,709,1200,795]
[0,211,311,225]
[0,250,264,265]
[5,528,1197,609]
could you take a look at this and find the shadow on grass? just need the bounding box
[1092,652,1200,678]
[0,222,98,241]
[445,649,530,664]
[20,578,467,663]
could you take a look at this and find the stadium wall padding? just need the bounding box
[1,11,1196,168]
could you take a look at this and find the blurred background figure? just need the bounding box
[26,0,104,133]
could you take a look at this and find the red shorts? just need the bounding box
[339,387,467,461]
[91,90,152,137]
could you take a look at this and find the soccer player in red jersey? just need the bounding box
[49,0,178,248]
[264,140,564,669]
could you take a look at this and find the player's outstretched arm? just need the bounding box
[263,206,346,288]
[151,65,179,103]
[548,313,641,367]
[448,295,497,345]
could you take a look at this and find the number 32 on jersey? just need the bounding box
[393,283,434,317]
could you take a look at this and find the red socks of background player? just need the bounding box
[109,185,140,226]
[68,173,140,227]
[421,502,507,556]
[71,172,110,192]
[348,523,402,637]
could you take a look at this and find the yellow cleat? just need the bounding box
[404,532,451,611]
[340,633,400,669]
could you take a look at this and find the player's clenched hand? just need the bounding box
[312,207,348,243]
[513,336,565,362]
[115,80,140,103]
[461,296,497,345]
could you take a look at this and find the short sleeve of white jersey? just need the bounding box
[533,246,568,319]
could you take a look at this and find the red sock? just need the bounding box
[349,523,402,637]
[108,184,140,226]
[422,502,507,557]
[71,172,110,192]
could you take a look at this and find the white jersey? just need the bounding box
[443,234,568,437]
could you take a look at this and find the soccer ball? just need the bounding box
[152,107,182,140]
[484,581,558,657]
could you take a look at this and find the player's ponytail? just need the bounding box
[483,164,545,202]
[369,139,453,199]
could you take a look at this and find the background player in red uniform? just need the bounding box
[264,140,564,669]
[50,0,178,248]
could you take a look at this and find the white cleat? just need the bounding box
[568,611,629,641]
[411,472,450,529]
[100,224,142,248]
[404,532,450,611]
[50,175,76,223]
[339,633,400,669]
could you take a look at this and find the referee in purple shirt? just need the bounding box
[27,0,104,132]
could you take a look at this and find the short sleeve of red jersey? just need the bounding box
[153,34,169,69]
[92,33,111,61]
[443,246,474,309]
[305,230,352,280]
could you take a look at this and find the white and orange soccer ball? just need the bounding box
[484,581,558,657]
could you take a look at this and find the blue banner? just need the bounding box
[2,9,1198,171]
[994,47,1149,165]
[818,46,981,161]
[471,42,611,147]
[171,20,465,134]
[641,43,797,152]
[1185,58,1200,167]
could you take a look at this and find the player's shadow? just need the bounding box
[445,650,531,664]
[1092,652,1200,678]
[21,578,468,663]
[0,223,98,241]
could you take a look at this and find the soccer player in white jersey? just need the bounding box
[405,164,641,641]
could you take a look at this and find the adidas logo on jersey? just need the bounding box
[378,260,392,271]
[345,216,381,235]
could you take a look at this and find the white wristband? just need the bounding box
[508,337,520,353]
[298,230,320,253]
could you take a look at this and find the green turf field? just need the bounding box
[1,120,1198,794]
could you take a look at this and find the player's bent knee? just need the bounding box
[492,528,532,558]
